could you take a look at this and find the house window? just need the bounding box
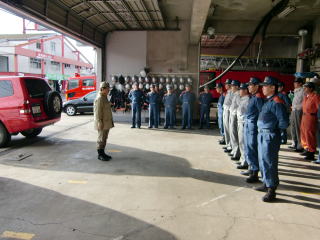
[36,42,41,49]
[64,63,71,69]
[51,61,60,70]
[30,58,41,69]
[50,42,56,54]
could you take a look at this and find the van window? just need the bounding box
[0,80,14,98]
[86,91,96,100]
[83,79,94,87]
[24,79,51,98]
[68,79,79,90]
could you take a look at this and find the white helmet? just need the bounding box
[118,84,124,92]
[173,84,178,90]
[179,84,185,91]
[124,76,130,83]
[145,83,150,90]
[152,77,157,84]
[111,75,117,84]
[179,77,185,84]
[187,77,193,84]
[159,77,165,83]
[172,77,177,83]
[132,75,138,82]
[138,77,144,83]
[145,77,151,83]
[159,83,163,89]
[125,84,131,90]
[166,77,171,83]
[138,83,144,89]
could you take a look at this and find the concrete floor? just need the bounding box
[0,114,319,240]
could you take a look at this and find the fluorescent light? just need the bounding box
[278,5,296,18]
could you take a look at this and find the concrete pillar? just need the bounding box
[95,47,103,87]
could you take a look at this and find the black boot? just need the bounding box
[246,170,259,183]
[97,149,110,161]
[254,184,267,192]
[240,170,251,176]
[262,188,276,202]
[103,150,112,160]
[237,165,248,170]
[304,152,315,160]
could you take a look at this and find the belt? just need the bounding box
[258,129,279,133]
[303,112,317,116]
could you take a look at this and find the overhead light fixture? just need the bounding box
[298,29,308,36]
[277,5,296,18]
[207,27,215,39]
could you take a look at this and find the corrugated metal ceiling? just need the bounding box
[58,0,166,32]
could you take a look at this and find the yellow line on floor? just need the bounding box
[68,180,87,184]
[109,149,122,153]
[1,231,35,240]
[300,192,320,196]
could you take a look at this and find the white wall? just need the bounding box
[106,31,147,82]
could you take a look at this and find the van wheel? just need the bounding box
[0,123,11,148]
[65,105,77,116]
[21,128,43,138]
[44,91,62,118]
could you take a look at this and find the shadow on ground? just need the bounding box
[0,177,176,240]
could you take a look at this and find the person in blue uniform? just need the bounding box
[163,85,178,129]
[199,85,213,129]
[146,84,160,128]
[243,77,265,182]
[255,76,289,202]
[180,84,196,129]
[128,83,145,128]
[216,83,226,144]
[277,82,292,144]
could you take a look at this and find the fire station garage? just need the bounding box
[0,0,319,240]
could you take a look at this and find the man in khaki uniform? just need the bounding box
[94,82,114,161]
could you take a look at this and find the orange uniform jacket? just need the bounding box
[300,92,320,152]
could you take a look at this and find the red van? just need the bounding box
[65,74,96,101]
[0,76,62,147]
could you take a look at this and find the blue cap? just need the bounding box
[225,79,232,85]
[231,80,240,87]
[260,76,278,86]
[215,83,224,88]
[278,82,285,87]
[248,77,260,85]
[239,83,248,90]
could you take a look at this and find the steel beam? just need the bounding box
[140,0,156,28]
[102,1,131,29]
[120,0,143,28]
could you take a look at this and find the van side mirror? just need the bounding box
[83,97,87,101]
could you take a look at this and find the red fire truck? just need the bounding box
[65,74,96,101]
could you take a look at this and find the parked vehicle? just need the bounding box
[63,91,97,116]
[0,76,62,147]
[65,74,96,101]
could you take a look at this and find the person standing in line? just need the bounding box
[277,82,292,144]
[228,80,241,160]
[312,105,320,164]
[94,82,114,161]
[242,77,264,181]
[215,83,226,144]
[300,82,320,160]
[180,84,195,129]
[146,84,160,128]
[289,78,305,152]
[222,79,234,152]
[163,85,178,129]
[255,76,289,202]
[128,83,145,128]
[236,83,250,169]
[199,85,213,129]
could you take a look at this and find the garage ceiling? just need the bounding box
[206,0,320,36]
[0,0,319,48]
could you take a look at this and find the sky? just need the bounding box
[0,8,96,66]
